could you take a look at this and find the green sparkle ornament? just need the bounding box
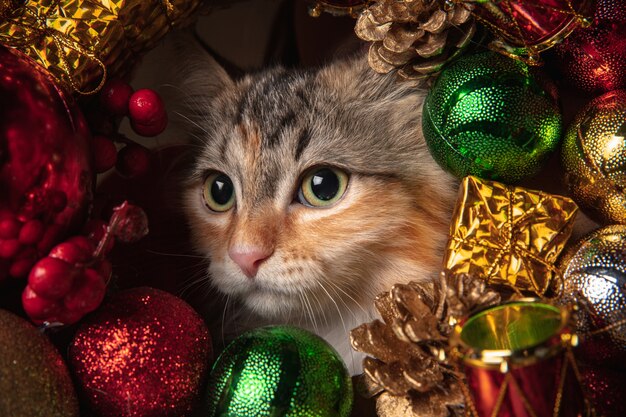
[204,326,352,417]
[422,51,562,183]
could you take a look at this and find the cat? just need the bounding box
[176,37,458,373]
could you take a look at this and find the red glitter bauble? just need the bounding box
[579,363,626,417]
[0,45,93,280]
[68,287,212,417]
[552,0,626,94]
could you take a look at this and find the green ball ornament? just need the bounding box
[204,326,352,417]
[422,51,562,183]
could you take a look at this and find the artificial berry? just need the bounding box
[49,238,93,265]
[130,116,168,137]
[0,217,21,239]
[100,78,134,116]
[22,286,61,320]
[116,144,151,178]
[0,239,21,258]
[92,135,118,173]
[64,268,106,314]
[18,219,45,245]
[28,257,77,299]
[128,88,166,126]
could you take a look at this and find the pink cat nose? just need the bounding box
[228,247,273,278]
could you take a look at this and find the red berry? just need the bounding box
[0,217,21,239]
[0,239,21,258]
[57,309,84,325]
[130,113,168,137]
[92,135,118,173]
[28,257,77,299]
[100,78,134,116]
[49,238,93,264]
[22,286,62,320]
[18,219,45,245]
[9,247,38,278]
[128,89,166,125]
[116,144,151,178]
[64,268,106,314]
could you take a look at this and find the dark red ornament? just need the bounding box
[468,0,593,63]
[0,45,93,280]
[68,287,212,417]
[100,78,134,116]
[91,136,118,173]
[116,144,152,178]
[579,363,626,417]
[128,89,167,137]
[553,0,626,93]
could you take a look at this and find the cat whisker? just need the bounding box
[145,249,208,259]
[221,294,230,349]
[325,279,370,318]
[299,288,319,333]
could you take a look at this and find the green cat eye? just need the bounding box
[203,172,235,212]
[298,167,349,208]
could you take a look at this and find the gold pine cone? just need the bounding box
[355,0,475,79]
[350,273,500,417]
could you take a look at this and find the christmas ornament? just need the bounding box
[69,287,211,417]
[0,0,202,94]
[422,51,562,183]
[0,308,79,417]
[100,78,134,116]
[0,45,92,281]
[206,325,352,417]
[562,89,626,225]
[579,363,626,417]
[22,201,148,325]
[128,89,168,137]
[558,225,626,370]
[350,273,500,417]
[450,300,589,417]
[552,0,626,94]
[463,0,593,64]
[354,0,476,79]
[308,0,367,17]
[443,176,578,296]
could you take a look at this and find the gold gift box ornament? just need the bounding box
[0,0,201,94]
[444,176,579,297]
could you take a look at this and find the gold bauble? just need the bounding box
[0,309,78,417]
[562,89,626,224]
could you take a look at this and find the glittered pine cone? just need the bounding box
[355,0,475,79]
[350,273,500,417]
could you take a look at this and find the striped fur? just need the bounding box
[178,43,458,372]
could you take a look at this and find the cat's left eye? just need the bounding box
[203,172,235,212]
[298,167,349,208]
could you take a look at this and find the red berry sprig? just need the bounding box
[22,202,149,326]
[128,89,168,137]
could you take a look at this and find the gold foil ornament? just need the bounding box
[0,0,201,94]
[562,89,626,225]
[443,176,578,296]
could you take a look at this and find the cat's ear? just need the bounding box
[172,30,236,98]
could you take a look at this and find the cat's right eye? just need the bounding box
[203,172,235,212]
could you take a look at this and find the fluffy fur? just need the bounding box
[177,39,458,372]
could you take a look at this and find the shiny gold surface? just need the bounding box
[0,0,201,94]
[444,176,579,296]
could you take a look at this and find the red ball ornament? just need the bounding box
[92,136,118,173]
[100,78,134,116]
[116,144,152,178]
[0,45,93,279]
[552,0,626,93]
[68,287,212,417]
[128,89,167,137]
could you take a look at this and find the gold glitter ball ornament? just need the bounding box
[562,89,626,225]
[0,309,79,417]
[354,0,476,79]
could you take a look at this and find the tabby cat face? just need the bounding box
[181,49,456,321]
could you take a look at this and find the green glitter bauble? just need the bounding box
[422,51,562,183]
[204,326,352,417]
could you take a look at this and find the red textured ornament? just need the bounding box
[468,0,593,63]
[68,287,212,417]
[553,0,626,93]
[0,45,93,280]
[100,78,134,116]
[116,144,152,178]
[579,363,626,417]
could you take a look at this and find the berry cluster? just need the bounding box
[91,79,167,177]
[22,202,149,325]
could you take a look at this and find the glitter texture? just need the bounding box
[559,225,626,370]
[562,89,626,225]
[422,51,562,184]
[68,287,211,417]
[205,325,353,417]
[0,309,78,417]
